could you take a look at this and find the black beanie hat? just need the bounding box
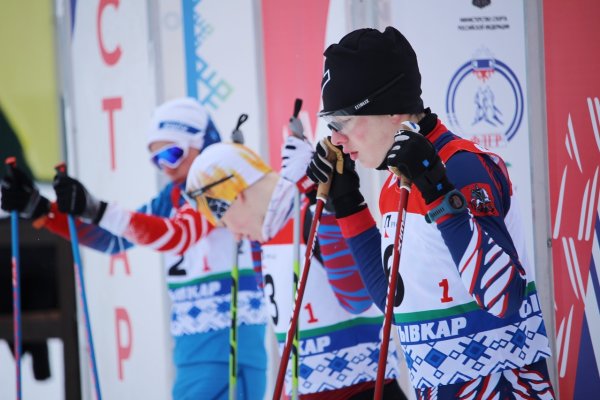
[320,26,424,116]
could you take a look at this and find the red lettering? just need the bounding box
[102,97,123,170]
[304,303,319,323]
[109,251,131,276]
[470,133,505,149]
[492,133,503,147]
[202,256,211,272]
[115,307,132,380]
[439,279,454,303]
[97,0,121,66]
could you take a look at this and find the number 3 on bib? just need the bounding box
[264,274,279,325]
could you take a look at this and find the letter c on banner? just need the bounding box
[97,0,122,66]
[115,307,133,380]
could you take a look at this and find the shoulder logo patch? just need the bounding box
[462,183,499,217]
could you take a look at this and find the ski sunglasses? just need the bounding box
[150,144,188,170]
[182,174,235,225]
[317,73,405,132]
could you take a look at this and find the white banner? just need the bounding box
[70,1,172,398]
[180,0,266,156]
[392,0,535,265]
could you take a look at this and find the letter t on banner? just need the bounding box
[102,97,123,171]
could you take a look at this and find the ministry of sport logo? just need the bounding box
[445,48,524,149]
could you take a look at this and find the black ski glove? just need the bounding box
[53,174,107,224]
[1,164,50,220]
[386,130,454,204]
[306,137,366,218]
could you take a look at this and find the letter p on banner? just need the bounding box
[115,307,132,380]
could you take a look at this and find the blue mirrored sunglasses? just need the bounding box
[150,144,187,170]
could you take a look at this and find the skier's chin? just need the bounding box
[361,155,384,169]
[236,231,263,243]
[250,232,265,243]
[167,173,186,185]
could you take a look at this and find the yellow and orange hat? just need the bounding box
[184,142,272,226]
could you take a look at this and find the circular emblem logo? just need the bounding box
[446,55,523,143]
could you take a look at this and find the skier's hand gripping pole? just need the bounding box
[54,163,103,400]
[271,138,343,400]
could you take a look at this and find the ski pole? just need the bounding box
[374,173,411,400]
[55,163,102,400]
[288,98,304,400]
[272,139,343,400]
[5,157,22,400]
[229,114,246,399]
[229,240,241,400]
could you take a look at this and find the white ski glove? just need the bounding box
[280,135,314,184]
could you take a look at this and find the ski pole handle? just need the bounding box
[5,156,17,175]
[231,114,248,144]
[387,162,412,187]
[393,174,412,189]
[293,98,302,119]
[400,175,411,188]
[316,138,344,201]
[289,98,304,139]
[54,162,68,176]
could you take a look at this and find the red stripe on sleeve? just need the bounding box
[336,207,376,238]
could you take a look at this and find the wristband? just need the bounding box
[332,190,366,219]
[425,189,467,223]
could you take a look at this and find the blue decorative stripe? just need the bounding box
[320,247,353,261]
[279,323,382,354]
[159,120,201,134]
[181,0,199,98]
[324,268,361,279]
[181,0,233,108]
[329,286,371,297]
